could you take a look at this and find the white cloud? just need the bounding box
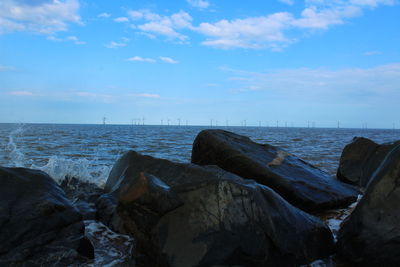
[121,1,396,50]
[187,0,210,9]
[105,37,129,48]
[279,0,295,5]
[66,35,85,44]
[127,56,156,63]
[98,12,111,18]
[105,41,126,48]
[159,56,178,64]
[129,10,193,41]
[0,0,81,35]
[9,91,34,96]
[47,35,85,45]
[114,17,129,23]
[196,12,294,49]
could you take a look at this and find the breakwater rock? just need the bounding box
[100,151,334,267]
[191,129,358,212]
[337,136,400,189]
[337,144,400,266]
[0,167,94,266]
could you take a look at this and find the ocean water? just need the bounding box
[1,123,399,187]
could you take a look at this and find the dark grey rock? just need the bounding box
[336,144,400,266]
[337,136,400,189]
[102,151,334,267]
[0,167,94,266]
[191,129,358,212]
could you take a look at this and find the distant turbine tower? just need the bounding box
[102,116,106,125]
[178,118,181,126]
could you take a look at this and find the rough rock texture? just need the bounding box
[0,167,94,266]
[337,137,400,189]
[191,129,358,212]
[336,144,400,266]
[102,151,334,267]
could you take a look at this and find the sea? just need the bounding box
[1,123,399,187]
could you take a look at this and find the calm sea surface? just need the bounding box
[1,123,399,186]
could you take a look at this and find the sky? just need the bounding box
[0,0,399,128]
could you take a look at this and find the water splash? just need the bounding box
[5,124,30,167]
[4,125,110,187]
[32,157,110,187]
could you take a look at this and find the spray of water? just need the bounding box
[5,125,110,187]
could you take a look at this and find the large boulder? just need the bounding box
[191,129,358,212]
[337,137,400,189]
[0,167,94,266]
[102,151,334,267]
[336,144,400,266]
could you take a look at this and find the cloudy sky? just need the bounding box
[0,0,399,128]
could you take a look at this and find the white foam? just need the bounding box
[4,125,110,187]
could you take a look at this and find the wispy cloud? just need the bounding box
[105,37,130,48]
[47,35,85,45]
[127,56,156,63]
[159,56,178,64]
[364,50,382,56]
[0,0,81,35]
[105,41,126,48]
[98,12,111,18]
[114,17,129,23]
[9,91,34,96]
[0,65,15,71]
[129,93,161,98]
[186,0,210,9]
[224,63,400,104]
[279,0,295,5]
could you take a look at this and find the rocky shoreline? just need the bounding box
[1,129,399,266]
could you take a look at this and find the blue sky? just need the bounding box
[0,0,399,128]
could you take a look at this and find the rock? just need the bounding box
[60,176,105,220]
[98,171,184,266]
[336,144,400,266]
[0,167,94,266]
[84,220,136,267]
[337,137,400,189]
[191,129,358,212]
[103,151,334,267]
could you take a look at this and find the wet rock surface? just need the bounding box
[83,220,135,267]
[191,129,358,212]
[60,176,104,220]
[103,150,335,267]
[337,144,400,266]
[337,136,400,189]
[0,167,94,266]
